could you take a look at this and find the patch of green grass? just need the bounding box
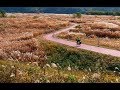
[39,38,120,72]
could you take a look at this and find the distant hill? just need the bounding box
[0,7,120,14]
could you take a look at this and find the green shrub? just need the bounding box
[0,10,6,18]
[66,74,78,83]
[73,12,81,18]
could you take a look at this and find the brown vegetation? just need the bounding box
[0,14,70,63]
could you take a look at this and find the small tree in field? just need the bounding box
[0,10,6,18]
[73,12,81,18]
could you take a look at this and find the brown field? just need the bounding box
[0,13,120,62]
[0,13,70,62]
[0,13,120,83]
[56,15,120,50]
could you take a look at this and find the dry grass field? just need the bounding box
[0,13,70,62]
[56,15,120,50]
[0,13,120,83]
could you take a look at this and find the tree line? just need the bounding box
[86,11,120,16]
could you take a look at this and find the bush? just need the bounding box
[0,10,6,18]
[66,74,78,83]
[106,63,120,72]
[73,12,81,18]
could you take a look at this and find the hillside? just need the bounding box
[1,7,120,14]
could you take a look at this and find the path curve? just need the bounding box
[43,23,120,57]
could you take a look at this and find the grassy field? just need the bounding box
[0,13,120,83]
[39,38,120,70]
[56,31,120,50]
[0,13,70,62]
[56,15,120,50]
[0,38,120,83]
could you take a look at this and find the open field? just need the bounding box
[0,13,70,62]
[0,39,120,83]
[56,15,120,50]
[0,13,120,83]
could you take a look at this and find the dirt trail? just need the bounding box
[43,23,120,57]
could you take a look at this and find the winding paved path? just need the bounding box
[43,23,120,57]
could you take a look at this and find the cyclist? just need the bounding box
[76,37,81,45]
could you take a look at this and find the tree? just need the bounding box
[73,12,81,18]
[0,10,6,17]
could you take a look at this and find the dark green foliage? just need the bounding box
[106,63,120,72]
[0,10,6,18]
[41,40,120,72]
[65,75,78,83]
[86,11,120,16]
